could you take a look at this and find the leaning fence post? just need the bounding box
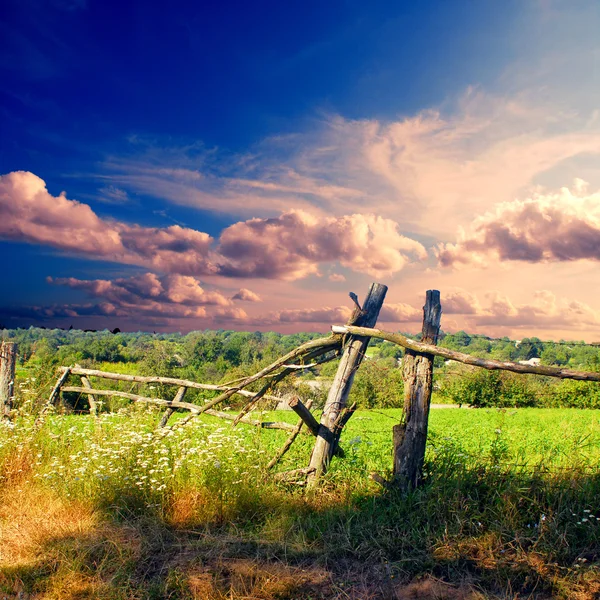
[80,376,98,416]
[307,282,387,486]
[0,341,17,419]
[159,386,187,427]
[393,290,442,490]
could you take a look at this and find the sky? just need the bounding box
[1,0,600,340]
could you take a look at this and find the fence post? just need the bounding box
[307,282,387,485]
[0,341,17,419]
[393,290,441,490]
[80,376,98,416]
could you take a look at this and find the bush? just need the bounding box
[542,379,600,408]
[438,368,537,408]
[349,358,404,408]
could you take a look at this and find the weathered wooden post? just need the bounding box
[158,386,187,427]
[393,290,442,490]
[0,341,17,419]
[307,282,387,485]
[80,376,98,416]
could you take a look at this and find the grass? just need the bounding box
[1,406,600,599]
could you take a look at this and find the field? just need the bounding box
[1,406,600,599]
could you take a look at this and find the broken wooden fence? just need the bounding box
[45,284,600,490]
[46,283,388,485]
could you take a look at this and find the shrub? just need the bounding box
[349,358,404,408]
[438,367,537,408]
[542,379,600,409]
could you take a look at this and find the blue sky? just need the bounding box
[2,0,600,338]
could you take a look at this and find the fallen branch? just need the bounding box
[369,472,393,489]
[61,386,202,412]
[332,325,600,382]
[286,396,346,458]
[34,367,72,429]
[287,396,320,436]
[80,376,98,416]
[49,367,72,406]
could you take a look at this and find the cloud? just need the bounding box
[97,185,130,204]
[213,307,249,323]
[2,301,126,321]
[276,306,353,324]
[98,85,600,239]
[471,290,600,330]
[437,180,600,267]
[436,287,600,333]
[231,288,262,302]
[328,273,346,282]
[378,302,421,322]
[48,272,230,319]
[0,171,423,281]
[217,210,427,280]
[0,171,217,276]
[442,290,481,315]
[251,300,423,327]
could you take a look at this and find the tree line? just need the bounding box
[3,327,600,411]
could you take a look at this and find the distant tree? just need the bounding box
[441,331,471,349]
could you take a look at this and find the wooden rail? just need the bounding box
[60,367,282,401]
[332,325,600,382]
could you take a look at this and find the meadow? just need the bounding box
[1,405,599,599]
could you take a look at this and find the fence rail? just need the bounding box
[332,325,600,381]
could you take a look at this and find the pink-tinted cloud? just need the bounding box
[437,180,600,267]
[442,289,481,315]
[97,185,130,204]
[212,307,249,323]
[471,290,600,330]
[0,171,424,281]
[328,273,346,282]
[250,300,423,327]
[434,287,600,333]
[0,171,217,275]
[101,85,600,239]
[231,288,262,302]
[217,210,426,280]
[49,272,230,319]
[379,302,421,322]
[276,306,353,324]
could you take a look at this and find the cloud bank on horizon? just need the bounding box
[1,0,600,340]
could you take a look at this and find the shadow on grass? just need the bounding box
[2,466,600,599]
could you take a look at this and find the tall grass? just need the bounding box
[1,407,599,599]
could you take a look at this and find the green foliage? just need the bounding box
[7,326,600,411]
[439,367,538,408]
[543,379,600,409]
[349,358,404,408]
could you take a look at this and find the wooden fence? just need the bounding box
[16,283,600,489]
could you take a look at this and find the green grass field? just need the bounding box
[1,407,600,599]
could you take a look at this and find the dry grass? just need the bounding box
[1,411,600,599]
[0,478,491,600]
